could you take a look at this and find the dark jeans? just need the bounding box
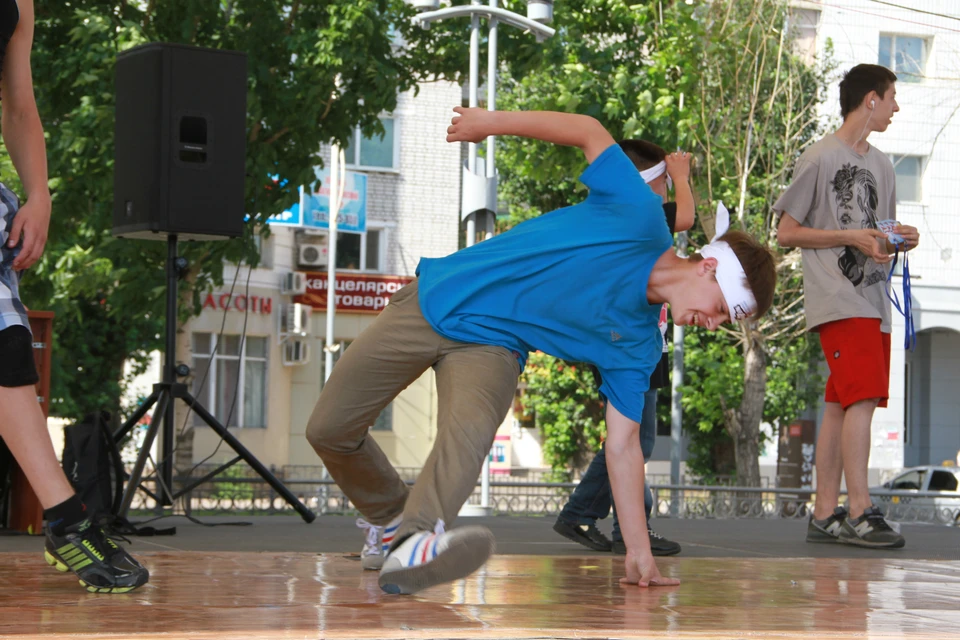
[558,388,658,542]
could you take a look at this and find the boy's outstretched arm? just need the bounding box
[446,107,615,164]
[665,151,694,232]
[605,403,681,588]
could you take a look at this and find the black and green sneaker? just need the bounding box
[44,518,149,593]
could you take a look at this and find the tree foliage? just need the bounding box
[1,1,462,420]
[493,0,829,482]
[520,353,605,479]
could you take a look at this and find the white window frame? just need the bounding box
[890,154,924,204]
[345,115,400,172]
[324,224,388,274]
[191,333,269,429]
[879,33,928,82]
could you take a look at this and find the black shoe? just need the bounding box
[612,528,682,557]
[44,518,150,593]
[806,506,848,544]
[553,518,612,552]
[838,505,905,549]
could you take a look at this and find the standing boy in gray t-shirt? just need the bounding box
[775,64,919,549]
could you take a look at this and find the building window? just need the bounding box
[879,35,927,83]
[299,228,385,272]
[191,333,268,428]
[891,155,923,202]
[321,340,393,431]
[335,228,384,272]
[788,8,820,65]
[344,117,398,170]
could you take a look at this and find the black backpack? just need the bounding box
[61,411,124,520]
[61,411,176,537]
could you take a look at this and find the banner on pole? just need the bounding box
[267,167,367,233]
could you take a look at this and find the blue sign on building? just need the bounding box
[267,167,367,233]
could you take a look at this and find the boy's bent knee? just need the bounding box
[304,402,369,453]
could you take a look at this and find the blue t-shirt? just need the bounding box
[416,144,673,423]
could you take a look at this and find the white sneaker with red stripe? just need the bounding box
[378,521,495,595]
[356,514,402,571]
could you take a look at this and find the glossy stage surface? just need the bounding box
[1,552,956,639]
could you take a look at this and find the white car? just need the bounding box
[871,466,960,526]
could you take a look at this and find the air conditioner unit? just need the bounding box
[279,302,312,336]
[283,340,310,366]
[299,243,328,267]
[279,271,307,295]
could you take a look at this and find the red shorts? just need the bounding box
[818,318,890,409]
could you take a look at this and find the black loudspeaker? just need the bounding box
[113,43,247,240]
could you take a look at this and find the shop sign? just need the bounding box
[295,273,413,313]
[202,293,274,314]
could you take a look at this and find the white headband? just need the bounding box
[639,161,673,190]
[698,203,757,322]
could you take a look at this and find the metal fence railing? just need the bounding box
[126,465,960,527]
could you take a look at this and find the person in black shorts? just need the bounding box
[0,0,148,592]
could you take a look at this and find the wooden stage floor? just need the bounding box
[0,551,956,639]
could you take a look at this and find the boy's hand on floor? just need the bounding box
[620,550,681,588]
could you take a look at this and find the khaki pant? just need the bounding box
[305,281,520,541]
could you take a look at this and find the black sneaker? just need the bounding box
[44,518,150,593]
[806,506,848,543]
[612,528,682,556]
[553,518,612,552]
[838,505,905,549]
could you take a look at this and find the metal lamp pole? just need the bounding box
[411,0,555,514]
[325,145,346,384]
[670,93,687,516]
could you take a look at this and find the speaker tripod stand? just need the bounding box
[113,234,316,523]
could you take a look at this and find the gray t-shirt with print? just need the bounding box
[774,134,895,333]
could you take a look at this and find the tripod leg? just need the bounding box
[180,391,316,523]
[159,387,176,507]
[118,391,171,518]
[113,390,160,442]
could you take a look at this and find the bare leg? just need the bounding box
[841,398,880,519]
[813,401,844,520]
[0,385,74,509]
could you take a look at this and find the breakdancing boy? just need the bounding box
[305,106,776,594]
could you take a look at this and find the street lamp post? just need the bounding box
[410,0,555,515]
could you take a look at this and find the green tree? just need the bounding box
[681,0,832,485]
[1,1,462,422]
[520,354,605,479]
[493,0,827,483]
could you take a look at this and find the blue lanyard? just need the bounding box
[885,244,916,351]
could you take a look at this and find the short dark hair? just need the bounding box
[618,139,666,172]
[689,230,777,321]
[723,230,776,321]
[839,64,897,118]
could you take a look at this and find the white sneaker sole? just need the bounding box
[378,526,495,595]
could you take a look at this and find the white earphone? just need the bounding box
[870,99,876,109]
